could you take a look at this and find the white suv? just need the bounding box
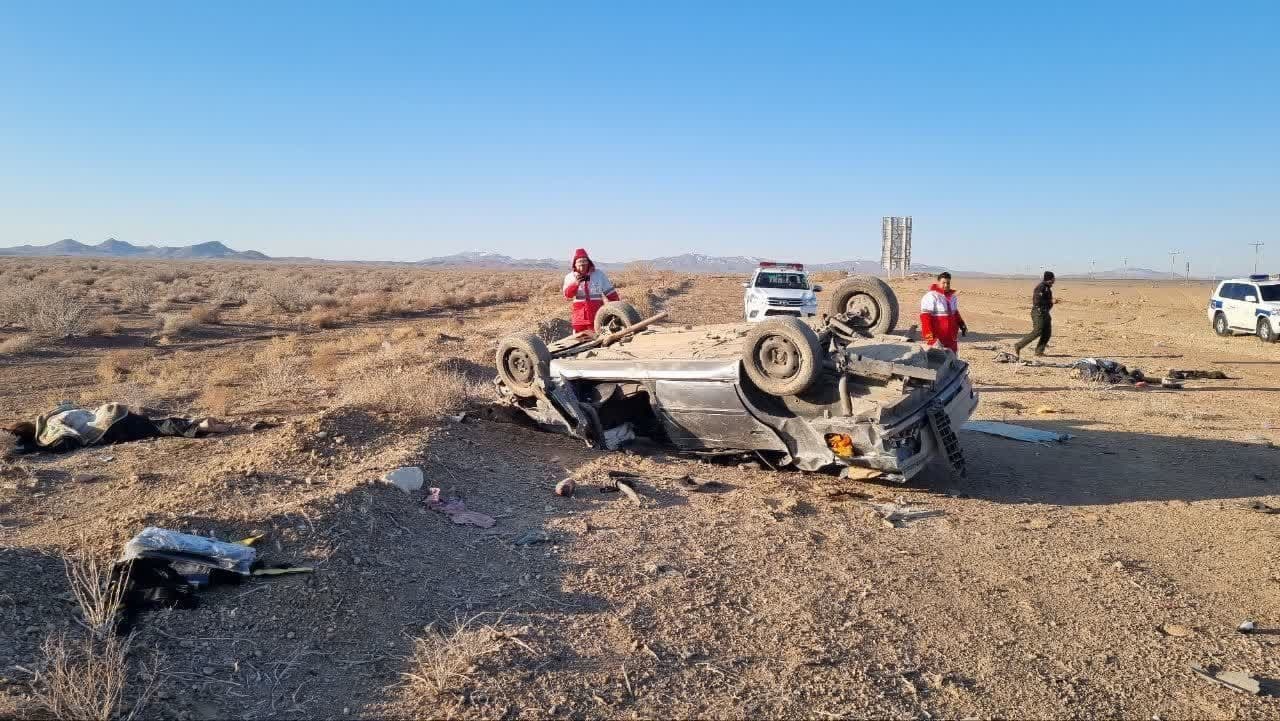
[1209,275,1280,342]
[743,262,821,323]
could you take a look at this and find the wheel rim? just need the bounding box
[844,293,881,328]
[504,348,537,385]
[1217,316,1227,333]
[601,314,626,334]
[756,336,801,380]
[1264,323,1274,341]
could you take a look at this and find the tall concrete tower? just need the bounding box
[881,216,912,276]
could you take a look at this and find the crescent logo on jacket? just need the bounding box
[919,284,964,352]
[563,248,620,332]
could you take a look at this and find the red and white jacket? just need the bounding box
[919,284,964,352]
[563,250,619,332]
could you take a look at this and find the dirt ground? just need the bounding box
[2,262,1279,719]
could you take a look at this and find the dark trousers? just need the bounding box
[1014,310,1052,355]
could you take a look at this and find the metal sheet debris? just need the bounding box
[962,421,1071,443]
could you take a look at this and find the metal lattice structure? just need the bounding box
[881,216,912,276]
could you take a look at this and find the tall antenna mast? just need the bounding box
[1250,242,1265,274]
[1168,251,1181,280]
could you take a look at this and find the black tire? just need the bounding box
[741,317,823,396]
[1213,312,1230,337]
[1259,318,1277,344]
[594,301,643,334]
[828,275,898,335]
[495,333,551,398]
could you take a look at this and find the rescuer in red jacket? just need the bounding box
[563,248,620,334]
[919,272,967,352]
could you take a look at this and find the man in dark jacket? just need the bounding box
[1014,271,1058,357]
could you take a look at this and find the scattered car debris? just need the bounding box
[675,475,725,492]
[1190,665,1267,696]
[426,487,496,528]
[513,528,550,546]
[1167,369,1229,380]
[865,501,945,528]
[1160,377,1184,389]
[555,478,576,497]
[115,527,313,629]
[248,420,278,431]
[1248,501,1280,515]
[382,466,424,493]
[1239,620,1258,634]
[121,526,256,579]
[602,423,636,450]
[601,472,643,505]
[447,412,468,423]
[962,421,1071,443]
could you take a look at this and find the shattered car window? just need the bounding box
[754,272,809,290]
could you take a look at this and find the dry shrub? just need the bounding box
[254,340,304,397]
[341,330,386,354]
[30,284,93,337]
[391,325,421,342]
[189,304,220,324]
[32,553,158,721]
[96,350,151,384]
[0,430,17,458]
[158,313,198,337]
[0,333,40,355]
[199,385,231,416]
[90,316,123,336]
[207,357,249,387]
[400,615,508,700]
[306,308,342,328]
[339,363,473,419]
[119,277,153,311]
[309,342,345,375]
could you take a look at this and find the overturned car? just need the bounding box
[494,276,978,482]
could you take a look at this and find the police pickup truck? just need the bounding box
[742,262,821,323]
[1209,274,1280,342]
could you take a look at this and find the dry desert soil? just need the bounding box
[1,259,1278,719]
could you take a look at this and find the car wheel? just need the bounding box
[828,275,899,335]
[1259,318,1277,344]
[741,317,823,396]
[496,333,551,398]
[594,301,643,335]
[1213,312,1230,337]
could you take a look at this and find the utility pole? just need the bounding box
[1250,242,1265,274]
[1168,251,1181,281]
[1090,260,1096,279]
[1122,257,1128,281]
[1185,260,1190,283]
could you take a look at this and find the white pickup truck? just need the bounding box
[742,262,821,322]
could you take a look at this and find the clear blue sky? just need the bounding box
[1,1,1276,273]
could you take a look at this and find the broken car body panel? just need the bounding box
[498,322,979,481]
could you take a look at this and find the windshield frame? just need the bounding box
[753,270,810,290]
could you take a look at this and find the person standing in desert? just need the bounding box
[919,271,967,353]
[1014,271,1058,357]
[562,248,620,334]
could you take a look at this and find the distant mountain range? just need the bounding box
[0,238,269,261]
[416,251,950,275]
[0,242,1220,279]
